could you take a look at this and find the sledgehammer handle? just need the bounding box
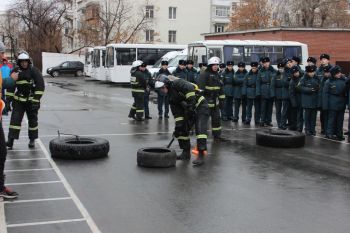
[167,137,175,148]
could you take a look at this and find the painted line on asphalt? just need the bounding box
[37,139,101,233]
[7,218,86,228]
[7,149,41,152]
[313,135,349,144]
[6,158,47,162]
[30,131,173,138]
[4,168,54,172]
[6,181,61,186]
[4,197,72,204]
[0,198,8,233]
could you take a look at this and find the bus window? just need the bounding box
[189,46,207,66]
[93,50,100,68]
[102,50,106,67]
[117,48,136,65]
[85,51,92,65]
[137,49,158,65]
[224,46,243,64]
[284,46,302,63]
[106,47,114,68]
[208,48,222,61]
[265,46,283,65]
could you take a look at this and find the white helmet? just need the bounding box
[208,57,220,65]
[155,81,165,89]
[18,52,30,60]
[132,60,143,68]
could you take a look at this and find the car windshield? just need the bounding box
[168,55,187,67]
[152,58,163,68]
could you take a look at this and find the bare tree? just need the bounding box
[274,0,350,28]
[228,0,272,31]
[98,0,152,45]
[9,0,69,69]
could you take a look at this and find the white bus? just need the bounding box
[105,44,186,83]
[91,46,107,81]
[188,40,308,69]
[84,47,94,77]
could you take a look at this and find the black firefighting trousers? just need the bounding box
[8,100,39,140]
[171,97,209,152]
[129,91,145,119]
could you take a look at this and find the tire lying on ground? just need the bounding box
[50,137,109,159]
[137,147,177,168]
[256,129,305,148]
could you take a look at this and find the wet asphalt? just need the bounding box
[5,76,350,233]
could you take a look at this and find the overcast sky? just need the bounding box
[0,0,11,11]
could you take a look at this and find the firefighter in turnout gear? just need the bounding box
[155,75,209,166]
[197,57,226,141]
[128,60,147,121]
[6,52,45,149]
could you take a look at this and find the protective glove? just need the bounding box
[31,102,40,111]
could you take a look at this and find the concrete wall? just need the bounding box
[204,30,350,64]
[42,52,85,75]
[140,0,211,44]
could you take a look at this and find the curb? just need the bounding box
[0,197,7,233]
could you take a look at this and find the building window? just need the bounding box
[168,30,176,43]
[231,2,238,11]
[215,6,230,17]
[145,5,154,18]
[145,30,154,42]
[215,24,225,33]
[169,7,177,19]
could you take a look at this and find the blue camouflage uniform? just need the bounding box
[323,66,347,140]
[289,72,303,132]
[298,66,320,135]
[221,68,235,120]
[233,68,247,122]
[271,68,290,129]
[257,64,276,126]
[243,68,260,124]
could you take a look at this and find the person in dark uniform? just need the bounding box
[0,72,18,199]
[221,61,235,121]
[257,57,276,127]
[155,75,209,166]
[128,60,147,121]
[143,66,152,120]
[316,54,333,134]
[6,51,45,149]
[197,57,226,141]
[298,65,320,136]
[271,62,289,130]
[219,63,226,74]
[323,66,347,140]
[243,62,260,125]
[186,60,197,83]
[289,66,304,132]
[156,60,170,119]
[291,56,304,76]
[307,57,317,66]
[172,60,188,80]
[233,62,247,123]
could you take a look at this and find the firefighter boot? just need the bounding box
[176,149,191,161]
[6,138,14,150]
[192,151,205,166]
[28,139,35,148]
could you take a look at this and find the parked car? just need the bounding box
[47,61,84,77]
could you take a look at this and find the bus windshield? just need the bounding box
[168,55,188,67]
